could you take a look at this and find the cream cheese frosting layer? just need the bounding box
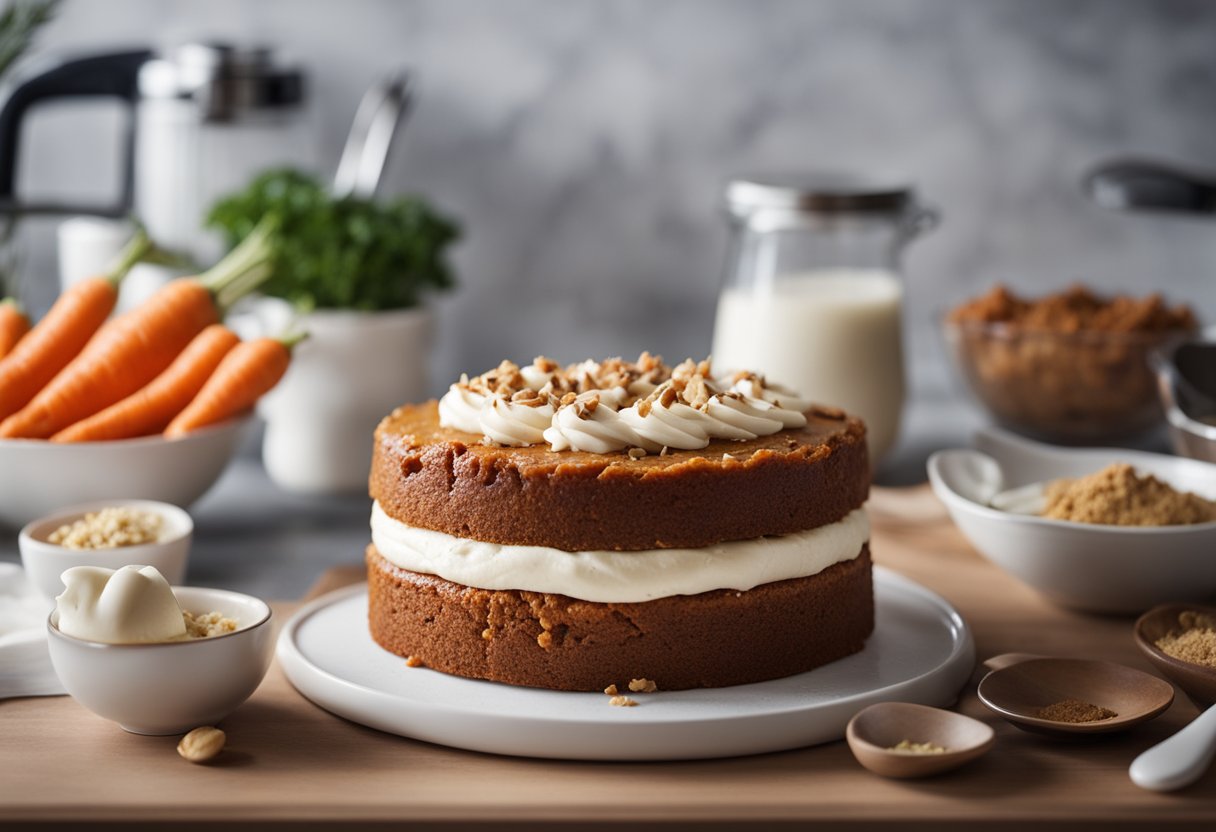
[370,502,869,603]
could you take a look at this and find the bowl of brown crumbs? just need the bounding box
[1136,604,1216,708]
[20,500,193,599]
[943,284,1197,442]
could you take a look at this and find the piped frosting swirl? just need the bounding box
[438,354,812,454]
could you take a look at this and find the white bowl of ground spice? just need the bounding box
[20,500,192,599]
[929,428,1216,613]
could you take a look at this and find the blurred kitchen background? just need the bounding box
[9,0,1216,477]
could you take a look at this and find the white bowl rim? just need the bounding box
[20,498,195,547]
[47,585,272,649]
[928,447,1216,536]
[0,413,251,449]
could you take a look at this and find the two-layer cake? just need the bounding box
[366,355,873,691]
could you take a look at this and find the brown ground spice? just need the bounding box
[1155,611,1216,669]
[1036,699,1118,723]
[1042,463,1216,527]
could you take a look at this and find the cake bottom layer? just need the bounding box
[366,544,875,692]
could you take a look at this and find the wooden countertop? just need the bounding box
[2,486,1213,830]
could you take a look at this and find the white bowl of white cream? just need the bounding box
[46,565,274,735]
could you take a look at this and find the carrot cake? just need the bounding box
[367,354,873,691]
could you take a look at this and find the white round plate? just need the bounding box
[277,566,974,761]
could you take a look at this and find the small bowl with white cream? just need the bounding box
[47,564,274,735]
[19,500,192,599]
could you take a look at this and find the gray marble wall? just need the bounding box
[13,0,1216,399]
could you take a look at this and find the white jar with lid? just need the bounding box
[711,173,937,467]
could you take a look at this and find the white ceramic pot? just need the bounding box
[255,306,434,494]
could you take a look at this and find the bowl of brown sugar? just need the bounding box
[929,428,1216,612]
[1136,604,1216,708]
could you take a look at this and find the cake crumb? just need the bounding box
[604,684,619,696]
[628,678,658,693]
[537,631,553,649]
[481,628,493,641]
[405,655,423,668]
[609,695,638,707]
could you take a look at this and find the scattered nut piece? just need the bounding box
[627,447,646,460]
[481,628,493,640]
[177,726,225,763]
[537,631,554,649]
[604,684,619,696]
[660,446,670,456]
[405,655,423,668]
[609,695,638,708]
[628,678,658,693]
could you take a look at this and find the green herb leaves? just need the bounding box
[207,169,459,312]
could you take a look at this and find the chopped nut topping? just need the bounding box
[627,447,646,460]
[609,695,638,708]
[48,506,163,550]
[537,631,554,648]
[628,678,658,693]
[405,655,423,668]
[481,628,493,640]
[604,684,619,696]
[660,446,670,456]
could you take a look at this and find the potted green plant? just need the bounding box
[208,168,459,493]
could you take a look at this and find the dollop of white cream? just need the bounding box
[437,384,485,434]
[479,396,555,447]
[55,565,186,644]
[618,401,711,450]
[543,402,655,453]
[371,502,869,603]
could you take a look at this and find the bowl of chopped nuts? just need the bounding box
[20,500,193,599]
[0,415,251,531]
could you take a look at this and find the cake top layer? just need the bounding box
[438,353,814,454]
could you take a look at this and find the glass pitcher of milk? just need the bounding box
[711,174,937,468]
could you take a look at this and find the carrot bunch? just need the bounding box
[0,298,30,359]
[0,216,300,442]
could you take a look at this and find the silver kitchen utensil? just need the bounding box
[333,71,411,200]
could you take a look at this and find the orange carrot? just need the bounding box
[0,217,276,440]
[0,297,30,359]
[165,333,304,438]
[0,230,150,421]
[51,325,241,443]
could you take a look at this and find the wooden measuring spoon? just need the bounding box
[977,653,1174,737]
[846,702,995,779]
[1129,604,1216,791]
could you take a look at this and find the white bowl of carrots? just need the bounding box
[0,416,252,529]
[0,219,300,529]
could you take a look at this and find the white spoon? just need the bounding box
[1129,704,1216,791]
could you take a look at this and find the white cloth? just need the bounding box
[0,562,66,698]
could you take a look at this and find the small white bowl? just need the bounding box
[19,500,193,600]
[928,428,1216,613]
[0,415,250,530]
[46,585,274,735]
